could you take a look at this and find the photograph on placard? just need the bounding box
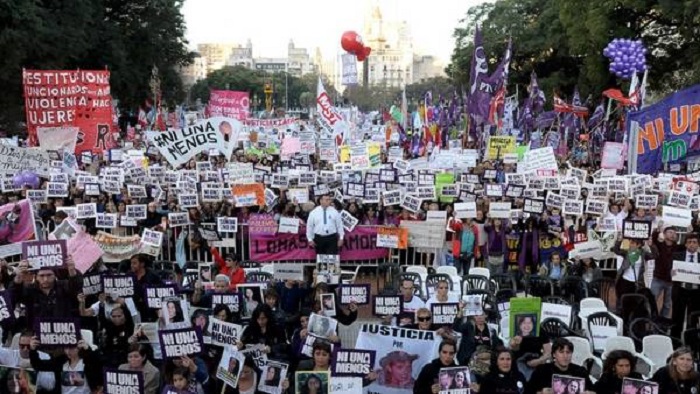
[238,284,264,319]
[307,313,337,338]
[159,296,190,329]
[320,293,336,317]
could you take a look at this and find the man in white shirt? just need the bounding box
[306,194,345,255]
[0,331,56,391]
[398,279,425,326]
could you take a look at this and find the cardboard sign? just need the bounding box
[338,284,370,305]
[430,303,459,327]
[523,198,545,214]
[22,240,67,270]
[36,318,81,348]
[376,227,408,249]
[208,318,244,347]
[103,369,144,394]
[672,261,700,285]
[622,220,651,240]
[145,285,177,309]
[158,327,204,359]
[102,275,136,298]
[331,349,376,377]
[372,296,402,316]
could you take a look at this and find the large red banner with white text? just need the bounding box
[23,69,114,154]
[208,90,249,120]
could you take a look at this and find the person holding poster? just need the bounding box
[28,337,100,394]
[414,339,458,394]
[526,338,593,394]
[592,350,643,394]
[649,347,699,394]
[239,305,291,363]
[671,234,700,338]
[306,194,344,255]
[119,344,160,394]
[454,306,502,364]
[480,349,527,394]
[612,238,653,312]
[11,257,81,326]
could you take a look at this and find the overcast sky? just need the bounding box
[183,0,489,63]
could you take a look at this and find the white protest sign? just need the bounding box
[278,217,300,234]
[672,261,700,285]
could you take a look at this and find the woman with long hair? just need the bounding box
[99,304,134,368]
[479,348,526,394]
[239,305,290,363]
[593,350,642,394]
[650,347,700,394]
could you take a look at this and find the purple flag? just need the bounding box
[467,26,492,126]
[535,111,558,130]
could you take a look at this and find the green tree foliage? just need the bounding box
[0,0,192,132]
[189,66,337,112]
[449,0,700,101]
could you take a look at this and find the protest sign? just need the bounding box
[621,378,658,394]
[242,343,269,368]
[672,261,700,285]
[373,295,402,316]
[141,228,163,247]
[232,183,265,207]
[622,220,652,240]
[339,284,370,305]
[146,118,233,167]
[331,349,376,377]
[271,263,304,281]
[296,371,330,394]
[35,318,81,347]
[523,198,545,214]
[401,221,446,248]
[636,195,658,210]
[144,285,177,309]
[82,273,103,296]
[211,293,241,313]
[22,239,67,270]
[662,205,692,227]
[217,217,238,233]
[278,217,300,234]
[431,303,459,327]
[510,297,541,338]
[103,369,144,394]
[158,327,204,359]
[217,347,245,388]
[541,302,573,326]
[376,227,408,249]
[258,360,289,394]
[208,317,244,347]
[357,324,441,394]
[0,291,13,325]
[102,274,136,298]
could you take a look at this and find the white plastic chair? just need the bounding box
[580,297,606,311]
[601,336,654,376]
[469,267,491,280]
[565,336,603,379]
[406,266,429,297]
[642,335,673,375]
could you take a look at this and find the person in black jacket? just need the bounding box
[593,350,643,394]
[414,339,458,394]
[650,347,700,394]
[525,338,594,394]
[479,348,527,394]
[29,336,102,393]
[11,257,82,329]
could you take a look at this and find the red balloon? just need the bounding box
[341,31,365,54]
[356,46,372,62]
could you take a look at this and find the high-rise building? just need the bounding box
[227,39,254,69]
[287,40,314,77]
[197,43,236,73]
[361,3,414,88]
[413,55,446,83]
[179,52,207,88]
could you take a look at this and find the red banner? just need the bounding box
[23,69,114,154]
[208,90,249,120]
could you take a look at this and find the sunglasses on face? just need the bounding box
[417,316,431,322]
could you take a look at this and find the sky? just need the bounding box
[182,0,489,64]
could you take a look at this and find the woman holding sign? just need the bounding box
[29,337,100,394]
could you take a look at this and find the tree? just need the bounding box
[404,77,455,110]
[448,0,700,101]
[342,85,401,112]
[0,0,192,133]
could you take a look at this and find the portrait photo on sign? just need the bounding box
[216,346,245,390]
[258,360,288,394]
[307,313,337,338]
[0,199,37,256]
[320,293,336,317]
[0,366,38,394]
[513,313,537,338]
[160,296,190,329]
[551,374,585,394]
[621,378,658,394]
[198,263,213,285]
[438,366,471,392]
[375,350,419,389]
[239,284,264,319]
[295,371,329,394]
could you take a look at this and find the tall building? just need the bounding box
[287,40,314,77]
[197,43,235,73]
[413,55,446,83]
[361,4,414,88]
[179,52,207,88]
[227,39,254,69]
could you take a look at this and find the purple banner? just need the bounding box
[35,318,81,348]
[629,84,700,174]
[248,226,389,262]
[103,368,144,394]
[0,291,13,325]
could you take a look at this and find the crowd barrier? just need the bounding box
[28,219,439,270]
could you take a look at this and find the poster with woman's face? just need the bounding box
[161,296,190,329]
[307,313,337,338]
[320,293,336,317]
[551,374,585,394]
[295,371,329,394]
[0,366,38,394]
[258,360,288,394]
[514,314,537,338]
[238,284,264,319]
[621,378,658,394]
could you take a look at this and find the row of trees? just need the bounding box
[448,0,700,101]
[0,0,192,132]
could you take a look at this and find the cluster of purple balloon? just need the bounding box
[12,171,40,189]
[603,38,647,80]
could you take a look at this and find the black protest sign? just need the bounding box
[339,284,370,305]
[158,327,204,359]
[331,349,376,377]
[103,369,144,394]
[212,292,241,313]
[35,318,81,348]
[0,291,13,325]
[622,220,652,240]
[102,275,136,298]
[22,240,67,270]
[430,303,460,328]
[145,285,177,309]
[82,273,103,296]
[372,295,402,316]
[208,318,244,347]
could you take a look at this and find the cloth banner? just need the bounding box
[356,324,442,394]
[629,84,700,174]
[208,90,250,120]
[341,54,358,85]
[23,69,114,154]
[249,226,388,262]
[0,199,38,258]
